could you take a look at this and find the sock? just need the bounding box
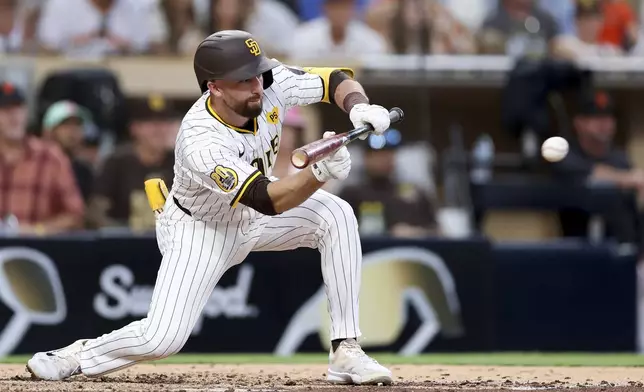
[332,337,358,352]
[331,339,345,353]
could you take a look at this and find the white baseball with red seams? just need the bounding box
[541,136,569,162]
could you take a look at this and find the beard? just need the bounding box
[225,95,263,119]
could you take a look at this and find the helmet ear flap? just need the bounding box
[262,70,274,89]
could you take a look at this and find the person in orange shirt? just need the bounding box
[597,0,638,51]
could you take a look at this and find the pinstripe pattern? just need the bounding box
[70,65,360,377]
[79,212,262,376]
[253,190,361,340]
[170,64,324,223]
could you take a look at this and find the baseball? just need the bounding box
[541,136,569,162]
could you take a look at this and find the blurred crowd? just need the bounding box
[1,0,643,60]
[3,0,644,247]
[0,79,440,239]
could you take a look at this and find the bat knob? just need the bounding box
[291,149,309,169]
[389,107,404,123]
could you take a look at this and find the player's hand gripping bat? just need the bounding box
[290,107,404,169]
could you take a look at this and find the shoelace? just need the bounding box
[341,341,380,365]
[47,341,85,363]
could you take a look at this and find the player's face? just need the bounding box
[0,104,27,142]
[217,76,264,119]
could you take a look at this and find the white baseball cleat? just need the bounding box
[327,339,393,385]
[26,339,88,381]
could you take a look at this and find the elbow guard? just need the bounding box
[237,174,278,216]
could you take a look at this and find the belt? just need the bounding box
[173,196,192,217]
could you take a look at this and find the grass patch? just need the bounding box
[3,353,644,366]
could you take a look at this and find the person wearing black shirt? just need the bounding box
[88,95,177,231]
[551,90,644,247]
[339,129,439,238]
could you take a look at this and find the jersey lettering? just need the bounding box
[251,157,266,175]
[170,65,324,222]
[271,134,279,155]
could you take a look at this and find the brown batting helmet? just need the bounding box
[193,30,280,93]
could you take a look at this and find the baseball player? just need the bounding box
[26,30,394,385]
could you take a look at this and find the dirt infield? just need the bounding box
[2,363,644,392]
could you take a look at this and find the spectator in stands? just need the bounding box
[0,0,40,53]
[36,0,152,57]
[290,0,388,60]
[446,0,576,34]
[560,0,624,57]
[0,81,84,235]
[186,0,299,58]
[162,0,203,55]
[365,0,477,54]
[87,95,176,232]
[297,0,371,21]
[41,101,95,203]
[165,116,181,150]
[437,0,496,32]
[597,0,638,53]
[339,129,440,238]
[551,90,642,246]
[539,0,576,36]
[280,0,300,15]
[477,0,576,59]
[141,0,175,54]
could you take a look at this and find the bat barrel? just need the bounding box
[290,107,404,169]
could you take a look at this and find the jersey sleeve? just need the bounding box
[182,138,262,208]
[271,64,354,108]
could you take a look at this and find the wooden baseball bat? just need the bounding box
[290,107,404,169]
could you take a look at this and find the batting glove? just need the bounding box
[311,132,352,182]
[349,103,390,140]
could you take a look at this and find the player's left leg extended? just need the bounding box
[25,214,254,381]
[252,189,392,385]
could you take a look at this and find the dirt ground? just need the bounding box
[2,363,644,392]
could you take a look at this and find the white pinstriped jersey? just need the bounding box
[74,64,363,376]
[167,64,327,222]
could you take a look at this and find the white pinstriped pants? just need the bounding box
[78,189,362,376]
